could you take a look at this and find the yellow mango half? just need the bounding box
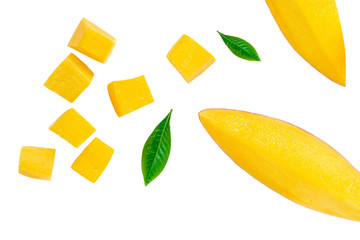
[49,108,95,148]
[167,34,215,83]
[199,109,360,221]
[44,53,94,103]
[266,0,346,86]
[108,75,154,117]
[19,147,56,180]
[68,18,116,63]
[71,138,114,183]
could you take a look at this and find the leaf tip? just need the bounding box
[144,175,151,186]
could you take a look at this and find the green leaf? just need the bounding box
[217,31,261,61]
[142,109,173,186]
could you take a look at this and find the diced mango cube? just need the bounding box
[49,108,95,148]
[68,18,117,63]
[71,138,114,183]
[167,34,215,83]
[19,147,56,180]
[44,53,93,103]
[108,75,154,117]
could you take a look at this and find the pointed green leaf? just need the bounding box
[217,31,261,61]
[142,109,173,186]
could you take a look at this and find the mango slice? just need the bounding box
[68,18,116,63]
[167,34,215,83]
[44,53,94,103]
[71,138,114,183]
[108,75,154,117]
[49,108,95,148]
[266,0,346,86]
[19,147,56,180]
[199,109,360,221]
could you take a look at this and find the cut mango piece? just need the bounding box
[71,138,114,183]
[19,147,56,180]
[167,34,215,83]
[44,53,94,103]
[68,18,117,63]
[49,108,95,148]
[265,0,346,86]
[108,75,154,117]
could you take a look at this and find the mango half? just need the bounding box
[199,109,360,221]
[266,0,346,86]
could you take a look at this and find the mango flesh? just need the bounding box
[265,0,346,86]
[44,53,94,103]
[167,34,215,83]
[108,75,154,117]
[199,109,360,221]
[71,138,114,183]
[49,108,96,148]
[68,18,116,63]
[19,147,56,180]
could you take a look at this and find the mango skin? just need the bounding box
[199,109,360,221]
[266,0,346,86]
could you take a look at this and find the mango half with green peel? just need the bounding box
[266,0,346,86]
[199,109,360,221]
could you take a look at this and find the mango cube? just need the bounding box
[68,18,117,63]
[19,147,56,180]
[44,53,93,103]
[71,138,114,183]
[167,34,215,83]
[49,108,95,148]
[108,75,154,117]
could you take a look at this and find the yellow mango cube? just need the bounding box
[49,108,95,148]
[108,75,154,117]
[19,147,56,180]
[44,53,94,103]
[167,34,215,83]
[68,18,117,63]
[71,138,114,183]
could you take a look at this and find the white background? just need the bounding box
[1,0,359,239]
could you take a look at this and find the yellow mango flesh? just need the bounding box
[266,0,346,86]
[167,34,215,83]
[68,18,116,63]
[199,109,360,221]
[19,147,55,180]
[108,75,154,117]
[49,108,95,148]
[44,53,93,103]
[71,138,114,183]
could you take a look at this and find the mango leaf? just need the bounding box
[217,31,261,61]
[142,109,173,186]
